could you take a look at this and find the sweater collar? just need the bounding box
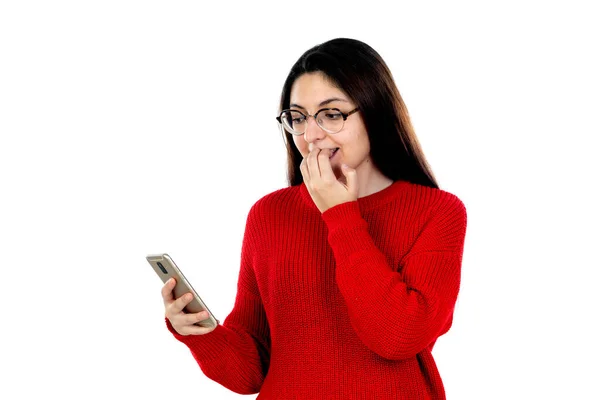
[298,179,410,213]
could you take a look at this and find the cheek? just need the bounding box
[341,130,370,161]
[353,129,370,152]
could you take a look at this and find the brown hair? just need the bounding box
[278,38,439,189]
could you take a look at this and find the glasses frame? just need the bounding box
[276,107,360,135]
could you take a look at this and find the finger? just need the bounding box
[178,323,217,336]
[161,278,177,305]
[300,158,309,183]
[307,148,321,180]
[169,292,193,315]
[182,310,211,326]
[168,313,215,336]
[342,164,359,197]
[317,150,336,183]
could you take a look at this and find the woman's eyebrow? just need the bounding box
[290,97,349,109]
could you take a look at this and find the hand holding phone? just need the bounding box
[147,253,218,335]
[161,278,218,336]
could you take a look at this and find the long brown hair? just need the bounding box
[278,38,439,189]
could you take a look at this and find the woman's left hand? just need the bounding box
[300,148,359,214]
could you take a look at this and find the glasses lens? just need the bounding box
[316,109,344,133]
[281,110,306,135]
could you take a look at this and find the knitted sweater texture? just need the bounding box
[166,179,468,399]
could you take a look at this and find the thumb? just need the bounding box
[342,164,358,197]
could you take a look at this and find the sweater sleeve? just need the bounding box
[165,205,271,394]
[321,194,467,361]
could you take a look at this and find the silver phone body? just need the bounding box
[147,253,218,329]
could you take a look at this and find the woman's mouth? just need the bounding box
[329,147,340,160]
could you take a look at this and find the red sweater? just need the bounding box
[166,179,467,399]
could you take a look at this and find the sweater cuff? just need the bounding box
[165,318,228,361]
[321,201,371,263]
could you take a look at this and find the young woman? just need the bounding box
[161,38,467,399]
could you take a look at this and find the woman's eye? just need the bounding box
[292,117,306,124]
[325,113,342,120]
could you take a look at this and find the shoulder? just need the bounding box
[424,183,467,229]
[405,180,467,221]
[399,182,467,245]
[246,184,302,221]
[401,182,468,253]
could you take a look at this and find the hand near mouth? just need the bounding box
[300,148,358,214]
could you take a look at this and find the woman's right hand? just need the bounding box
[161,278,217,336]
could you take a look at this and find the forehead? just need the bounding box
[290,72,348,106]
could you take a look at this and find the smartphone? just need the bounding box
[146,253,218,329]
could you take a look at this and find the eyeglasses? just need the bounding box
[276,107,359,136]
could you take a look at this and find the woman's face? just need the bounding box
[289,71,373,180]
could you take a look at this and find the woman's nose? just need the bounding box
[303,116,326,142]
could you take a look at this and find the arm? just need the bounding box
[321,194,467,360]
[166,206,271,394]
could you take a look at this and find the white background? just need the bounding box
[1,1,598,399]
